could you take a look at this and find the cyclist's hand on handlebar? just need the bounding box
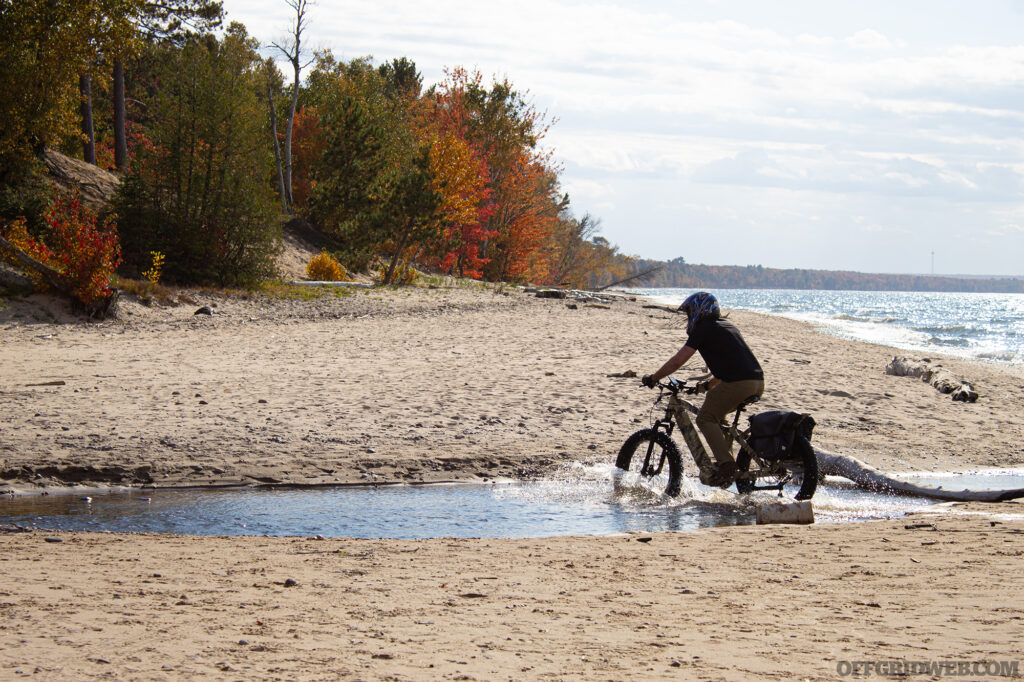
[641,374,656,389]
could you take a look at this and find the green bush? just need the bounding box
[113,25,279,287]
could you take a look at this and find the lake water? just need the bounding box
[630,288,1024,364]
[4,464,1022,539]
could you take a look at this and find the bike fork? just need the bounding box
[640,438,663,477]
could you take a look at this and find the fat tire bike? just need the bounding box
[616,378,818,500]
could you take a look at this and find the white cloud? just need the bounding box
[845,29,898,50]
[984,223,1024,236]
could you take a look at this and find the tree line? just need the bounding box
[0,0,630,302]
[627,258,1024,293]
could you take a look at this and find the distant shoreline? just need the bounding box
[627,260,1024,293]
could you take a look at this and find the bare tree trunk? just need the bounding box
[274,0,310,215]
[113,61,127,170]
[384,226,411,285]
[284,59,298,212]
[266,75,288,211]
[79,74,96,165]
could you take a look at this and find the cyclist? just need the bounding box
[641,292,764,487]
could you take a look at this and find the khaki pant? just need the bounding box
[696,379,764,465]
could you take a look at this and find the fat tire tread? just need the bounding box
[616,429,684,497]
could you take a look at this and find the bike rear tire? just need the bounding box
[616,429,684,497]
[735,434,818,500]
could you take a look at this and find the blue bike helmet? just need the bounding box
[679,291,720,333]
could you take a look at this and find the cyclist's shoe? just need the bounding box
[705,461,738,488]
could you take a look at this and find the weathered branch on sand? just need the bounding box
[0,264,34,293]
[886,356,979,402]
[594,265,664,292]
[815,446,1024,502]
[0,235,65,291]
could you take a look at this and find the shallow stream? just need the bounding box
[2,464,1021,539]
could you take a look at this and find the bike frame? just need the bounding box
[647,383,780,488]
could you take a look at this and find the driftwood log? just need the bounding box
[886,356,978,402]
[815,446,1024,502]
[0,263,33,293]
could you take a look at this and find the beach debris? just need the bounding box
[527,287,618,304]
[44,537,63,543]
[642,304,679,314]
[607,370,638,378]
[25,380,66,387]
[755,501,814,525]
[194,305,213,316]
[885,356,979,402]
[566,303,578,310]
[283,578,298,587]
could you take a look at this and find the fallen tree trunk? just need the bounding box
[0,235,65,291]
[814,446,1024,502]
[0,264,34,293]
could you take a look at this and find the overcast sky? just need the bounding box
[222,0,1024,276]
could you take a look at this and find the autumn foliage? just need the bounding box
[306,251,348,281]
[1,6,633,294]
[289,106,325,212]
[1,191,121,307]
[425,133,494,278]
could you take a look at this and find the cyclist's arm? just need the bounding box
[649,345,696,383]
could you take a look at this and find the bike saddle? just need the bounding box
[736,394,760,413]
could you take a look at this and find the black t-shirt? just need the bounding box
[684,318,764,382]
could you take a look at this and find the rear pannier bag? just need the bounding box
[747,410,815,461]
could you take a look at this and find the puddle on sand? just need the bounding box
[1,463,1020,539]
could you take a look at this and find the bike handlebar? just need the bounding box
[648,378,703,395]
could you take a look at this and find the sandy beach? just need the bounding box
[2,284,1024,679]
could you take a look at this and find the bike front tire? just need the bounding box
[616,429,684,497]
